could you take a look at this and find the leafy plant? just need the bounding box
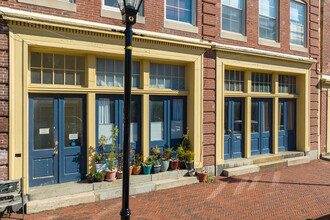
[143,161,153,166]
[94,171,106,180]
[96,135,108,163]
[185,150,194,162]
[133,153,143,167]
[152,146,160,157]
[87,172,94,178]
[154,159,161,166]
[106,126,119,171]
[205,175,215,183]
[180,131,191,151]
[163,147,174,160]
[176,146,185,161]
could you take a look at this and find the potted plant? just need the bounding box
[86,172,94,183]
[116,144,123,179]
[185,150,194,170]
[94,171,106,182]
[196,168,208,183]
[104,127,118,182]
[160,147,172,172]
[129,145,134,175]
[133,153,142,175]
[176,146,186,169]
[153,159,161,174]
[95,135,107,172]
[169,155,179,170]
[142,158,153,175]
[150,146,161,174]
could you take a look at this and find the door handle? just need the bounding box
[229,137,232,140]
[228,129,232,134]
[54,151,58,155]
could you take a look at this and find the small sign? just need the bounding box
[39,128,50,135]
[69,133,78,140]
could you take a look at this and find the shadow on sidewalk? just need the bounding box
[218,177,330,187]
[307,214,330,220]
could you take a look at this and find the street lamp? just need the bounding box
[117,0,143,219]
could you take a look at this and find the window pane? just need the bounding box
[130,101,138,143]
[179,9,191,23]
[158,64,164,76]
[76,71,84,85]
[259,0,276,18]
[288,100,295,130]
[66,71,74,85]
[64,98,83,147]
[165,64,172,77]
[222,6,242,33]
[31,68,41,84]
[98,98,115,145]
[259,16,276,40]
[133,62,140,75]
[97,72,105,86]
[43,53,53,68]
[263,100,270,131]
[150,76,156,88]
[167,0,178,7]
[104,0,118,7]
[234,101,243,134]
[31,52,41,67]
[165,77,171,89]
[251,101,259,133]
[54,54,64,69]
[278,101,284,130]
[106,73,114,87]
[97,58,105,72]
[54,70,64,84]
[43,70,53,84]
[171,99,183,139]
[106,59,115,73]
[132,75,140,88]
[179,0,191,10]
[150,63,157,76]
[157,76,164,88]
[225,100,229,134]
[290,1,305,46]
[115,74,123,87]
[150,100,164,141]
[166,6,179,21]
[223,0,243,9]
[179,78,185,90]
[66,55,75,70]
[115,60,124,73]
[76,56,85,71]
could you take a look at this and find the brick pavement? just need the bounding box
[9,160,330,220]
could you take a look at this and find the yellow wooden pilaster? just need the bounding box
[142,94,149,161]
[245,96,251,158]
[87,93,96,173]
[216,57,224,165]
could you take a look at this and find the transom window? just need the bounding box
[259,0,277,41]
[30,52,85,85]
[251,72,272,92]
[290,1,306,46]
[103,0,143,15]
[166,0,193,24]
[150,63,185,90]
[222,0,245,34]
[96,58,140,88]
[279,75,296,94]
[224,70,244,92]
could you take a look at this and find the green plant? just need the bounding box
[163,147,174,160]
[176,146,185,161]
[205,175,215,183]
[143,161,153,166]
[134,153,143,167]
[106,126,119,171]
[87,172,94,178]
[94,171,106,180]
[96,135,108,163]
[152,146,160,156]
[154,159,161,166]
[180,131,191,151]
[185,150,194,162]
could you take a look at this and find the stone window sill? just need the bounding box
[101,8,145,24]
[164,20,198,34]
[258,38,281,48]
[18,0,76,12]
[221,31,247,42]
[290,44,308,53]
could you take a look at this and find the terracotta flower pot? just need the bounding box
[117,171,123,179]
[129,166,133,175]
[105,170,117,182]
[196,171,208,183]
[133,166,141,175]
[169,160,179,170]
[95,175,105,182]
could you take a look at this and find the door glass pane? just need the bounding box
[279,101,284,130]
[98,98,115,145]
[65,98,83,147]
[263,100,271,132]
[150,100,164,141]
[251,101,259,133]
[288,100,295,130]
[233,101,243,134]
[225,100,229,134]
[130,100,138,143]
[171,99,183,139]
[33,98,54,150]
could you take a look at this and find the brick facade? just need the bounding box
[0,19,9,180]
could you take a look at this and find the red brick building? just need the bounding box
[0,0,319,189]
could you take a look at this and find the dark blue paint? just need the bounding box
[278,99,296,152]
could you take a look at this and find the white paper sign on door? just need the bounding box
[69,133,78,140]
[39,128,50,135]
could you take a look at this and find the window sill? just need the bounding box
[290,44,308,53]
[258,38,281,48]
[164,20,198,34]
[101,8,145,24]
[18,0,76,12]
[221,31,247,42]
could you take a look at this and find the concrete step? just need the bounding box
[258,160,287,171]
[285,156,310,166]
[222,165,260,177]
[26,191,95,214]
[321,153,330,161]
[278,151,305,159]
[151,169,188,181]
[252,154,282,164]
[154,176,199,191]
[223,158,253,168]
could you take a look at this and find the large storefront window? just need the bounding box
[30,52,85,85]
[279,75,296,94]
[251,72,272,92]
[150,63,185,90]
[225,70,244,91]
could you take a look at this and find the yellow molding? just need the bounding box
[142,94,149,160]
[245,97,251,158]
[327,92,330,153]
[87,93,96,173]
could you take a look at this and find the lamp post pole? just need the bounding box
[121,21,133,220]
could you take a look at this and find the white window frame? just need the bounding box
[18,0,76,12]
[258,0,278,42]
[164,0,197,26]
[221,0,246,35]
[290,0,307,48]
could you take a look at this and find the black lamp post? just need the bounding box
[117,0,143,219]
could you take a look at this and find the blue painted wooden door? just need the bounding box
[95,95,141,156]
[251,99,272,156]
[29,94,86,187]
[224,98,245,160]
[149,96,187,154]
[278,99,296,152]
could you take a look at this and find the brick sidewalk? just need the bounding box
[10,160,330,220]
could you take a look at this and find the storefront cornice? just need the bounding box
[212,42,317,64]
[321,75,330,85]
[0,6,211,50]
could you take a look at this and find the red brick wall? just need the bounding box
[320,90,327,153]
[309,0,320,152]
[0,19,9,180]
[321,0,330,75]
[203,49,216,166]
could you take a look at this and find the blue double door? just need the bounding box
[251,99,272,156]
[29,94,86,187]
[278,99,296,152]
[224,98,245,159]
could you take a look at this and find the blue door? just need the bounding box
[29,94,86,187]
[224,98,245,160]
[278,99,296,152]
[96,95,141,155]
[149,96,187,153]
[251,99,272,156]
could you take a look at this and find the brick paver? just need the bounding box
[10,160,330,219]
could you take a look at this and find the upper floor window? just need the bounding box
[222,0,245,34]
[259,0,277,41]
[150,63,185,90]
[166,0,194,24]
[103,0,143,16]
[290,1,306,46]
[30,52,85,85]
[225,70,244,92]
[97,58,140,88]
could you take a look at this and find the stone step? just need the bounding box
[286,156,310,166]
[252,154,283,164]
[279,151,305,159]
[258,160,287,172]
[26,192,95,214]
[222,165,260,177]
[153,176,199,191]
[151,169,188,181]
[321,153,330,161]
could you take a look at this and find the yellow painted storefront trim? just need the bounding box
[8,21,206,192]
[215,50,311,166]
